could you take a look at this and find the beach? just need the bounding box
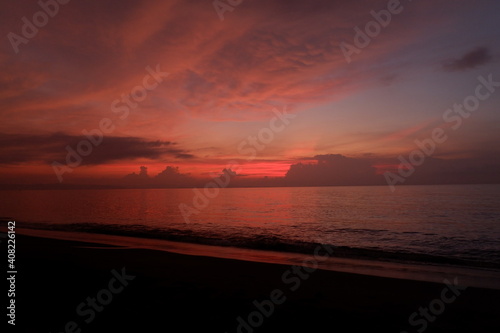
[3,0,500,332]
[12,233,500,333]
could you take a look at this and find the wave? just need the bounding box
[6,219,500,270]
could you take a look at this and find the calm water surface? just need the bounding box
[1,184,499,267]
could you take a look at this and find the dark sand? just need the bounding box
[10,234,500,332]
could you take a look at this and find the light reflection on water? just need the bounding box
[1,184,499,265]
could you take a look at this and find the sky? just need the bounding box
[1,0,500,187]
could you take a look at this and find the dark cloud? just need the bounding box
[442,47,492,72]
[388,156,500,186]
[284,154,500,187]
[123,165,195,188]
[174,153,195,159]
[0,133,194,165]
[285,154,383,186]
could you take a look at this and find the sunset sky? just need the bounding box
[1,0,499,185]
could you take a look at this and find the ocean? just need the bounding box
[1,184,499,271]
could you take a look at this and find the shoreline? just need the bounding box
[16,227,500,290]
[10,232,500,332]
